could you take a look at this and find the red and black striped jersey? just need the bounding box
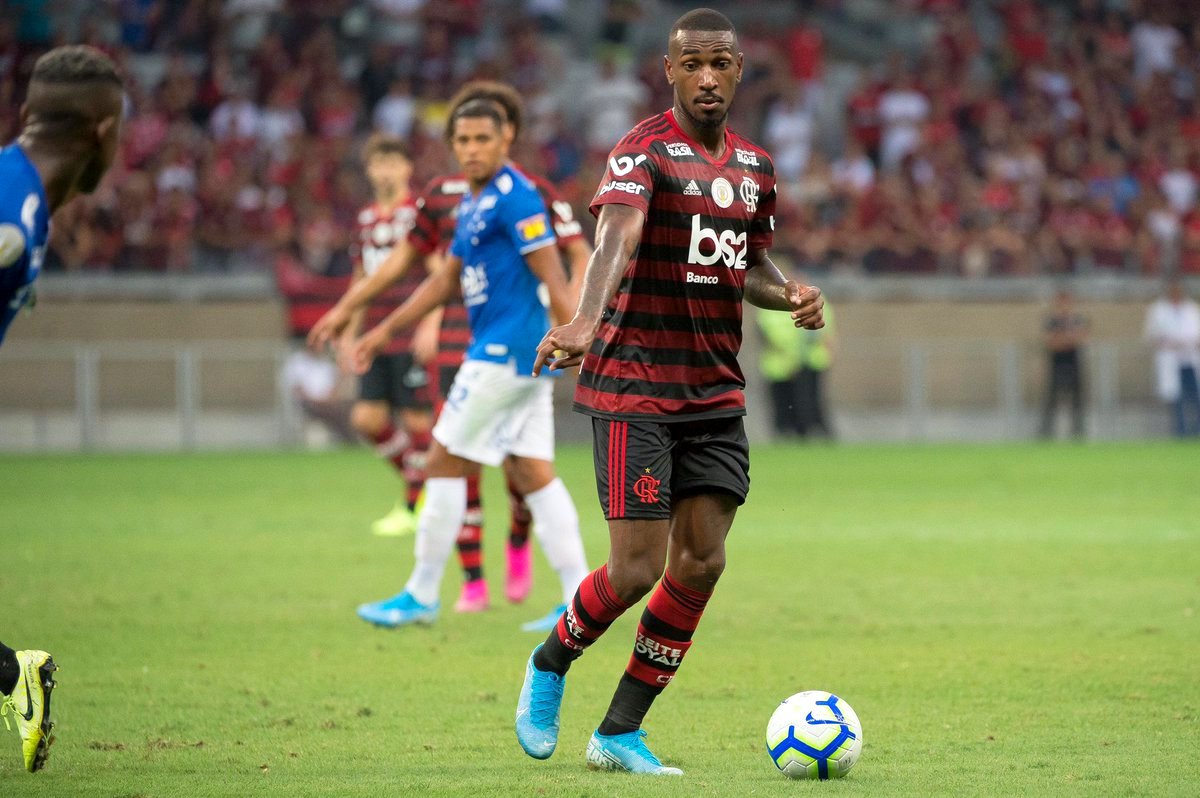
[577,109,777,421]
[351,199,422,354]
[406,166,585,363]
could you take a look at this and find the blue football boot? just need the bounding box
[356,591,439,627]
[586,729,683,775]
[515,645,565,759]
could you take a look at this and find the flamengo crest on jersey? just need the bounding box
[581,109,777,420]
[448,163,557,376]
[0,145,50,346]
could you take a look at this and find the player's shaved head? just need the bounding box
[25,45,124,128]
[668,7,737,53]
[449,81,524,138]
[19,45,125,200]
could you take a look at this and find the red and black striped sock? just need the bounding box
[597,572,712,736]
[456,473,484,582]
[506,476,531,548]
[369,422,408,474]
[402,429,432,511]
[534,565,631,675]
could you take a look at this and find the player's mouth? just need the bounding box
[695,95,723,112]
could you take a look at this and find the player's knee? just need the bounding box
[673,549,726,592]
[350,404,388,438]
[606,559,663,604]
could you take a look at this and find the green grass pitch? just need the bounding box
[2,443,1197,797]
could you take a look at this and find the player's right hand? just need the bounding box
[533,317,595,376]
[307,304,351,352]
[349,327,390,375]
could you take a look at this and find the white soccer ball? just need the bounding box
[765,690,863,779]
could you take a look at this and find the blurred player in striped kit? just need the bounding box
[310,81,592,625]
[340,134,437,541]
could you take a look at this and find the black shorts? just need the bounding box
[359,352,432,409]
[592,415,750,520]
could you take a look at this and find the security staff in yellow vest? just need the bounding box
[758,299,835,439]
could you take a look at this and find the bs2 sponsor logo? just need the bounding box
[686,214,747,269]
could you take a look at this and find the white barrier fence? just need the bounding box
[0,337,1168,452]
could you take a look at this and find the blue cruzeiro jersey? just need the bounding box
[0,144,50,346]
[449,163,557,376]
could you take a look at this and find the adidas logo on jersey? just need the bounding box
[683,180,702,196]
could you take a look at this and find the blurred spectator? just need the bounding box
[1144,278,1200,436]
[1130,7,1182,85]
[373,76,417,138]
[10,0,1199,279]
[764,81,814,183]
[878,66,929,171]
[581,54,647,157]
[260,82,306,151]
[1039,288,1089,439]
[208,79,262,149]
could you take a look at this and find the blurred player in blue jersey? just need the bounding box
[348,99,589,629]
[0,45,124,773]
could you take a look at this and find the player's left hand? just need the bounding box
[349,327,391,375]
[786,281,825,330]
[533,316,596,376]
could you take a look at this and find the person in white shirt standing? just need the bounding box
[1144,278,1200,437]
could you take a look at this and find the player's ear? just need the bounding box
[18,102,29,127]
[663,54,674,85]
[736,53,744,83]
[95,114,118,144]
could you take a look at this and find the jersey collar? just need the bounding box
[665,108,734,168]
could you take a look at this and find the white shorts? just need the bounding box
[433,359,555,467]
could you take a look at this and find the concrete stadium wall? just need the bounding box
[0,289,1165,450]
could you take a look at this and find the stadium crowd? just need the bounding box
[3,0,1199,278]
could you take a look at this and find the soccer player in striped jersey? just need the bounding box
[348,98,589,631]
[515,8,825,775]
[0,45,124,773]
[341,134,436,540]
[309,82,592,622]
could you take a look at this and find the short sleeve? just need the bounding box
[504,185,557,255]
[535,179,584,246]
[589,139,658,217]
[407,184,443,256]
